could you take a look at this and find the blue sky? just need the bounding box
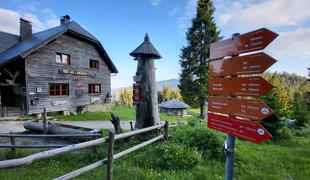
[0,0,309,88]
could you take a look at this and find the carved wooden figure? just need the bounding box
[130,34,162,128]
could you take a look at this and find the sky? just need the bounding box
[0,0,309,89]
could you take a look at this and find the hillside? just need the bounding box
[112,79,179,95]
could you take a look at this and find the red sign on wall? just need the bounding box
[208,113,272,144]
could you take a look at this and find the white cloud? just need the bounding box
[267,28,310,61]
[217,0,310,32]
[0,8,59,35]
[0,8,20,34]
[177,0,197,33]
[24,13,45,31]
[20,1,38,11]
[169,6,180,16]
[150,0,161,6]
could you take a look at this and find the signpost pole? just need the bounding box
[225,33,239,180]
[208,28,277,179]
[225,134,235,180]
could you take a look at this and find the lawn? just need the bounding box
[52,106,196,122]
[0,125,309,180]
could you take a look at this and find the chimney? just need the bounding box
[20,18,32,41]
[60,15,70,25]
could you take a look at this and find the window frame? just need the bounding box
[56,52,71,65]
[49,83,69,96]
[89,59,99,70]
[88,84,101,95]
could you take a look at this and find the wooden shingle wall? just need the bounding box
[25,34,111,114]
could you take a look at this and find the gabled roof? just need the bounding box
[159,99,189,109]
[0,21,118,73]
[129,33,162,59]
[0,31,19,54]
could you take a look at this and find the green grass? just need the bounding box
[52,106,195,122]
[0,126,309,179]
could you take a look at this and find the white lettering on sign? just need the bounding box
[248,83,260,87]
[247,105,259,110]
[251,41,263,46]
[51,100,68,106]
[251,36,263,41]
[248,88,260,92]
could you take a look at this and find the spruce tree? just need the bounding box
[178,0,220,118]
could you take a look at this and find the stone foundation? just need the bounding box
[82,103,111,113]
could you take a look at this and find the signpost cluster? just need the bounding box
[207,28,278,180]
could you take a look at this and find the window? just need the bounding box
[49,84,69,96]
[89,59,99,69]
[56,53,70,65]
[88,84,101,94]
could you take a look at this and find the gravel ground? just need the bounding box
[0,120,136,133]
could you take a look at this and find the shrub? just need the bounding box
[134,142,202,171]
[276,125,294,140]
[187,117,199,127]
[171,126,224,160]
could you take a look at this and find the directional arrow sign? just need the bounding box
[210,28,278,60]
[208,113,272,144]
[209,52,276,77]
[208,96,274,121]
[209,76,273,97]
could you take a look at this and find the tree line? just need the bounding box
[113,85,183,107]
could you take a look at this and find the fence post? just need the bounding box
[92,135,98,153]
[10,131,16,158]
[107,130,115,180]
[43,108,47,134]
[164,121,169,141]
[130,121,134,131]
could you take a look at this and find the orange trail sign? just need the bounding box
[209,76,273,97]
[208,113,272,144]
[208,96,274,121]
[209,52,276,77]
[210,28,278,60]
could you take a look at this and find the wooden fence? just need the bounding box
[0,121,170,180]
[0,133,102,157]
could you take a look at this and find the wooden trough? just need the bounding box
[23,120,101,141]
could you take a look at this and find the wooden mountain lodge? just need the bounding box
[0,15,118,117]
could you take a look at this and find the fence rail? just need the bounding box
[0,134,102,138]
[0,121,170,180]
[0,133,102,151]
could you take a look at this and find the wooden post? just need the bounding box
[10,132,16,158]
[130,34,162,129]
[107,130,115,180]
[130,121,134,131]
[43,108,47,134]
[164,121,169,141]
[92,135,98,153]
